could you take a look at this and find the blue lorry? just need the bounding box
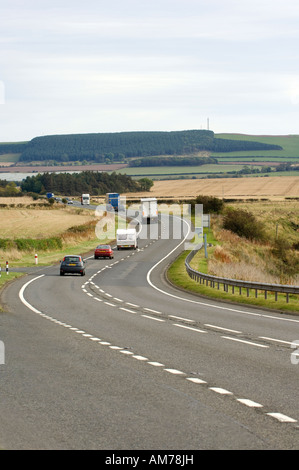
[105,193,120,211]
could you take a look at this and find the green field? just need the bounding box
[214,134,299,160]
[110,164,258,177]
[0,153,21,163]
[108,134,299,179]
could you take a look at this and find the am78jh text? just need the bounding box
[104,454,194,467]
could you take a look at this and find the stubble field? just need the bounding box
[124,175,299,200]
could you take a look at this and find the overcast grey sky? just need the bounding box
[1,0,299,141]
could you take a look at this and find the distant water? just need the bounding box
[0,171,82,182]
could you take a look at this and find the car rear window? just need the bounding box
[97,245,110,249]
[64,256,81,262]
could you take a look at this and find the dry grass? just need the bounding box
[124,176,299,200]
[0,205,97,238]
[209,217,299,285]
[0,196,46,205]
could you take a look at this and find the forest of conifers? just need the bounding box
[0,130,282,163]
[20,171,150,196]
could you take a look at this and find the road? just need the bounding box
[0,212,299,450]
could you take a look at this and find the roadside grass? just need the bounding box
[0,211,120,268]
[2,236,102,267]
[0,272,24,311]
[169,206,299,313]
[167,250,299,313]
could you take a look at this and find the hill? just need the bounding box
[0,130,282,163]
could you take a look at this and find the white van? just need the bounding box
[116,228,138,250]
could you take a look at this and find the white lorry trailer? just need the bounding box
[116,228,138,250]
[140,197,158,224]
[81,193,90,205]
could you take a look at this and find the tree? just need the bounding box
[138,178,154,191]
[195,195,224,214]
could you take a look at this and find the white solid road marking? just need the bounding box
[19,275,45,314]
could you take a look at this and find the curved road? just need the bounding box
[1,213,299,450]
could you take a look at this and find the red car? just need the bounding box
[94,244,114,259]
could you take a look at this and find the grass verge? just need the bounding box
[0,272,24,311]
[167,250,299,314]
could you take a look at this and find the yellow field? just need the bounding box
[0,196,46,205]
[124,176,299,200]
[0,206,97,238]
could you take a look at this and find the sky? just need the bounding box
[1,0,299,142]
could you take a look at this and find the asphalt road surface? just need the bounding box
[1,213,299,450]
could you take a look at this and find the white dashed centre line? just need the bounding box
[267,413,297,423]
[169,314,194,322]
[209,387,233,395]
[237,399,263,408]
[142,315,165,322]
[173,323,206,334]
[205,324,242,334]
[222,336,269,348]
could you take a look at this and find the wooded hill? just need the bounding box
[1,130,282,163]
